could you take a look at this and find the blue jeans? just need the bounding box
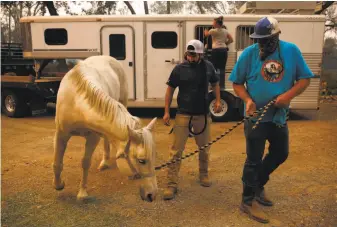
[242,121,289,203]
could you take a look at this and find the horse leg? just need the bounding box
[77,133,100,201]
[53,130,70,190]
[97,138,111,171]
[98,138,119,171]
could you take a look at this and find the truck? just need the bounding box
[3,14,325,120]
[1,42,67,117]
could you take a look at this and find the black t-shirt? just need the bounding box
[166,59,219,115]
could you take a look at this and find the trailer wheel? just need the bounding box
[208,91,234,122]
[2,90,29,118]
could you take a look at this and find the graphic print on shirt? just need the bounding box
[260,59,284,83]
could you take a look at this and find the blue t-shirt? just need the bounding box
[229,40,314,125]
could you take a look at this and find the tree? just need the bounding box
[324,38,337,50]
[324,37,337,60]
[148,1,245,15]
[315,1,335,15]
[323,3,337,36]
[124,1,136,14]
[186,1,245,14]
[1,1,47,43]
[81,1,117,15]
[43,1,58,15]
[144,1,149,14]
[196,2,205,14]
[150,1,185,14]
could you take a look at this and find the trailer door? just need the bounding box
[101,27,135,100]
[146,22,181,99]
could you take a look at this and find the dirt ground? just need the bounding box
[1,103,337,227]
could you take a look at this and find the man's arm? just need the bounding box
[233,83,257,116]
[208,61,222,113]
[164,86,175,114]
[232,83,251,103]
[164,65,179,114]
[163,86,175,126]
[285,78,311,100]
[275,44,313,108]
[210,82,222,113]
[275,78,310,108]
[211,82,221,102]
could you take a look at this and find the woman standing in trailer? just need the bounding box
[204,16,234,89]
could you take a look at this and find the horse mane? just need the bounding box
[142,128,155,159]
[68,62,141,135]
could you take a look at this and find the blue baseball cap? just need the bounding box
[250,17,281,39]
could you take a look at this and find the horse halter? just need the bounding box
[116,139,154,180]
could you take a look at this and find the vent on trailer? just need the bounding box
[236,26,257,51]
[195,25,213,48]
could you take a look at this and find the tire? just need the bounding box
[208,91,234,122]
[1,90,30,118]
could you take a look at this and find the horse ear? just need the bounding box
[146,117,157,132]
[127,125,142,141]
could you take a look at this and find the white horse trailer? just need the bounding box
[19,14,325,121]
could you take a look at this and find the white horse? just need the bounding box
[53,55,158,202]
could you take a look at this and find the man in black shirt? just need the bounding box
[163,39,221,200]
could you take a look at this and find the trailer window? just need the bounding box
[109,34,126,60]
[195,25,213,49]
[44,28,68,45]
[151,32,177,49]
[236,25,257,51]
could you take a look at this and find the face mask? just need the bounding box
[258,34,279,60]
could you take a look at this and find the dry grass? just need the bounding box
[1,107,337,227]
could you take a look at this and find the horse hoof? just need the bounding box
[54,181,65,191]
[98,163,110,171]
[77,195,96,203]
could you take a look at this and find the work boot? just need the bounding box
[199,151,212,187]
[163,187,177,200]
[255,187,273,206]
[199,174,212,187]
[166,150,181,193]
[240,200,269,223]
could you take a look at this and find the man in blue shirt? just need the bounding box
[229,17,314,223]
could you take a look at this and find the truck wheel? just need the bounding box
[208,91,234,122]
[2,90,29,118]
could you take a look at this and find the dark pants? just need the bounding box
[211,48,228,89]
[242,121,289,203]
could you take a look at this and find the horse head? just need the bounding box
[116,117,158,202]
